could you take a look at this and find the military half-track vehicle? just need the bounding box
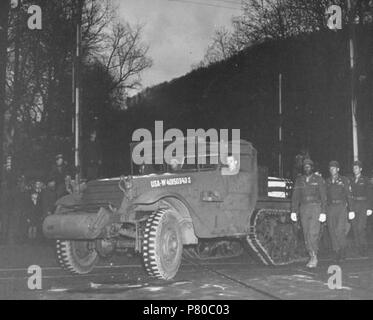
[43,139,306,280]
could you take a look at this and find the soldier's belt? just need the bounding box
[301,201,321,206]
[328,200,345,205]
[303,196,320,202]
[352,196,367,201]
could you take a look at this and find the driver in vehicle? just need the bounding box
[224,155,239,175]
[169,158,182,172]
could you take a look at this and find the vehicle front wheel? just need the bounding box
[142,208,183,280]
[56,240,99,274]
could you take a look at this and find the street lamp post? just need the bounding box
[347,0,359,162]
[73,0,84,185]
[278,73,283,178]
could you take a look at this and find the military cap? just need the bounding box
[353,160,363,168]
[329,160,340,168]
[55,153,64,160]
[303,159,314,167]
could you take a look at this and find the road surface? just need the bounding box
[0,241,372,300]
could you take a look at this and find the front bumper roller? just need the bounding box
[43,207,112,240]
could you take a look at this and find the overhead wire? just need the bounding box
[168,0,242,11]
[204,0,244,5]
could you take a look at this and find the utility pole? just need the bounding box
[278,73,283,178]
[73,0,84,185]
[347,0,359,162]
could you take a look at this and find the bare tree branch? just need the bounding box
[97,21,152,96]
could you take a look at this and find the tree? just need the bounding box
[0,0,10,188]
[2,0,152,176]
[96,21,152,104]
[199,27,245,67]
[200,0,373,67]
[231,0,331,44]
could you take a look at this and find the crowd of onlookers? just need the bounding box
[0,154,72,244]
[0,131,102,245]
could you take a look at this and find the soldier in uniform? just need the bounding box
[325,161,353,262]
[291,159,327,268]
[48,154,71,199]
[349,160,373,256]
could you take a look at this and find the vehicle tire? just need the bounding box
[56,240,99,274]
[142,208,183,280]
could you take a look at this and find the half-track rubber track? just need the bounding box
[246,208,307,265]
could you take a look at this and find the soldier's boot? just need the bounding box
[306,252,318,268]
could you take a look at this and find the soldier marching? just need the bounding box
[325,161,353,262]
[349,160,373,256]
[291,158,373,266]
[291,159,327,268]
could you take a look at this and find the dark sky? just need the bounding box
[119,0,240,92]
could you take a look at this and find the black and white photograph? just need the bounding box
[1,0,373,304]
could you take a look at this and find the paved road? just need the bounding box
[0,243,373,300]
